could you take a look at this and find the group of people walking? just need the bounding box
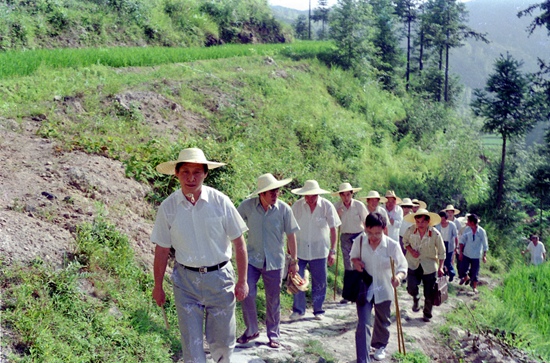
[149,148,491,363]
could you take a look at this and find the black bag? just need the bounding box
[433,276,448,306]
[341,237,373,302]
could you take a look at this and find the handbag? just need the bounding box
[433,276,448,306]
[341,237,373,302]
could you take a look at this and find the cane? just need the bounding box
[390,257,406,355]
[162,305,170,330]
[333,226,341,301]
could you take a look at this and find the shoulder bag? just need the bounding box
[342,236,373,302]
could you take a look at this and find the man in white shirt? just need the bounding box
[443,204,463,236]
[522,234,546,265]
[436,211,458,281]
[332,183,368,303]
[151,148,249,363]
[290,180,341,320]
[383,190,403,243]
[398,198,415,254]
[361,191,390,234]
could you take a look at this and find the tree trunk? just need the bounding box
[406,16,411,91]
[444,32,450,102]
[419,29,424,72]
[496,134,507,208]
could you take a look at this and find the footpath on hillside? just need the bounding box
[221,280,537,363]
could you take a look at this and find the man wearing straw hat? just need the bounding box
[402,209,445,322]
[332,183,368,303]
[151,148,249,363]
[383,190,403,243]
[436,211,459,282]
[290,180,341,320]
[411,199,427,213]
[443,204,463,237]
[361,191,390,233]
[398,198,415,252]
[236,173,300,348]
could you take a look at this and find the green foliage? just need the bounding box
[0,215,181,362]
[447,263,550,361]
[393,350,431,363]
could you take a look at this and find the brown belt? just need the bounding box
[182,260,228,273]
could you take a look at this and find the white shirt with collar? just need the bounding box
[151,185,248,267]
[334,199,368,234]
[385,204,403,241]
[292,196,341,260]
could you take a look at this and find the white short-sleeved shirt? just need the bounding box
[350,233,408,303]
[527,242,546,265]
[334,199,368,234]
[151,186,248,267]
[385,205,403,242]
[366,205,391,228]
[292,197,342,260]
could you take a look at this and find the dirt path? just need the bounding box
[231,283,475,363]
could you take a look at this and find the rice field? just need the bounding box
[0,41,334,80]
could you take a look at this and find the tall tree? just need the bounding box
[329,0,374,73]
[419,0,488,103]
[471,54,542,208]
[394,0,420,91]
[369,0,403,90]
[312,0,330,40]
[294,15,309,40]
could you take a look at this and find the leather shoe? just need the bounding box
[412,299,420,312]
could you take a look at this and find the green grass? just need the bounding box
[446,262,550,362]
[0,41,334,80]
[1,214,181,362]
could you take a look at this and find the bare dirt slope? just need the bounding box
[0,113,540,363]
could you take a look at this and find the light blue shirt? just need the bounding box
[238,197,300,271]
[460,225,488,259]
[436,222,458,251]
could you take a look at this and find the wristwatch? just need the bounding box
[330,249,336,254]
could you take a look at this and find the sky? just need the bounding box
[268,0,472,11]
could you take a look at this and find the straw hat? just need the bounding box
[399,198,415,207]
[441,204,461,215]
[286,270,310,294]
[384,190,402,204]
[156,148,225,175]
[331,182,362,196]
[360,190,388,203]
[411,199,427,209]
[291,180,331,195]
[249,173,292,196]
[403,208,442,226]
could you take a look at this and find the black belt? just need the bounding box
[182,260,228,273]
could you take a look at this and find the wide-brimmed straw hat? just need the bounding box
[291,180,331,195]
[331,182,362,196]
[411,199,427,209]
[399,198,415,207]
[250,173,292,196]
[360,191,388,203]
[441,204,461,215]
[156,148,225,175]
[403,208,441,226]
[384,190,402,204]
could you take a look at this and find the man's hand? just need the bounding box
[408,248,420,258]
[235,280,249,301]
[482,255,487,264]
[153,285,166,307]
[328,252,336,266]
[352,258,365,272]
[437,267,444,277]
[288,261,299,276]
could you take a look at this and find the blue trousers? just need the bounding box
[443,241,456,281]
[292,257,327,315]
[240,263,283,341]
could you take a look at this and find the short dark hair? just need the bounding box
[175,162,208,174]
[438,211,447,218]
[467,214,479,224]
[365,212,387,229]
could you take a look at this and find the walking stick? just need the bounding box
[333,227,341,301]
[390,257,406,355]
[162,305,170,330]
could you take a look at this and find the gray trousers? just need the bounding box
[341,232,361,271]
[172,263,236,363]
[240,263,284,341]
[355,282,392,363]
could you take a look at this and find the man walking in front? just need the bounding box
[403,209,445,322]
[151,148,249,363]
[290,180,341,320]
[237,173,300,348]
